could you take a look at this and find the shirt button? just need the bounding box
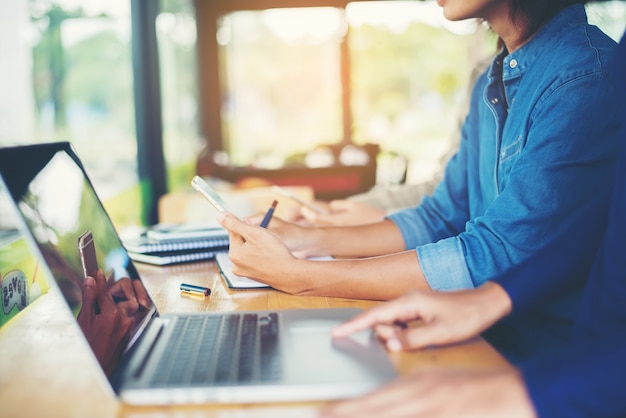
[509,59,518,68]
[491,98,499,104]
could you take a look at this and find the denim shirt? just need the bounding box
[389,4,619,296]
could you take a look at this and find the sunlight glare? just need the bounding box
[261,7,346,44]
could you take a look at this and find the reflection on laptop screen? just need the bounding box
[0,143,155,375]
[0,183,51,327]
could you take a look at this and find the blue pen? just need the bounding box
[260,200,278,228]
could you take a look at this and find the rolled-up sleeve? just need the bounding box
[417,237,473,290]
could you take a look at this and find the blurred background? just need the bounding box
[1,0,624,229]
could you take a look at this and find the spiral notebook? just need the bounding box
[122,224,229,266]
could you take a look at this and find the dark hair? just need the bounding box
[510,0,589,42]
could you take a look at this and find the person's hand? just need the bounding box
[77,270,132,376]
[243,211,320,258]
[331,282,512,351]
[318,367,535,418]
[300,200,385,226]
[108,277,152,327]
[216,211,306,293]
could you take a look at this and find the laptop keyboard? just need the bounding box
[150,313,281,386]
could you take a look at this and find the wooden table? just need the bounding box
[0,260,511,418]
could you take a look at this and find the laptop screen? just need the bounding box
[0,142,156,376]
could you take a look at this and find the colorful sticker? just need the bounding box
[0,235,49,327]
[2,270,28,315]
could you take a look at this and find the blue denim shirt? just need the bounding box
[389,5,619,294]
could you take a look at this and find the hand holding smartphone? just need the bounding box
[78,230,98,278]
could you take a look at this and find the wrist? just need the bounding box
[476,281,513,327]
[284,258,319,296]
[304,225,332,257]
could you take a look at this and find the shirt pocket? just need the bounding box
[498,134,526,189]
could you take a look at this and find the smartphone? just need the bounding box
[191,176,231,213]
[271,185,328,214]
[78,230,98,278]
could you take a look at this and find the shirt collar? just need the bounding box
[499,4,588,80]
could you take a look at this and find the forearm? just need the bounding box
[305,219,406,258]
[274,250,428,300]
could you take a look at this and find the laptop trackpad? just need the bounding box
[283,319,386,384]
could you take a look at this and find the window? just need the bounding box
[217,7,346,168]
[3,0,140,227]
[1,0,201,228]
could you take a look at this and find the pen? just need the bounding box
[180,283,211,296]
[260,200,278,228]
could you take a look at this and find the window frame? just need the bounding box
[194,0,365,151]
[132,0,167,225]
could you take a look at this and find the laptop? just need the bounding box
[0,142,396,405]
